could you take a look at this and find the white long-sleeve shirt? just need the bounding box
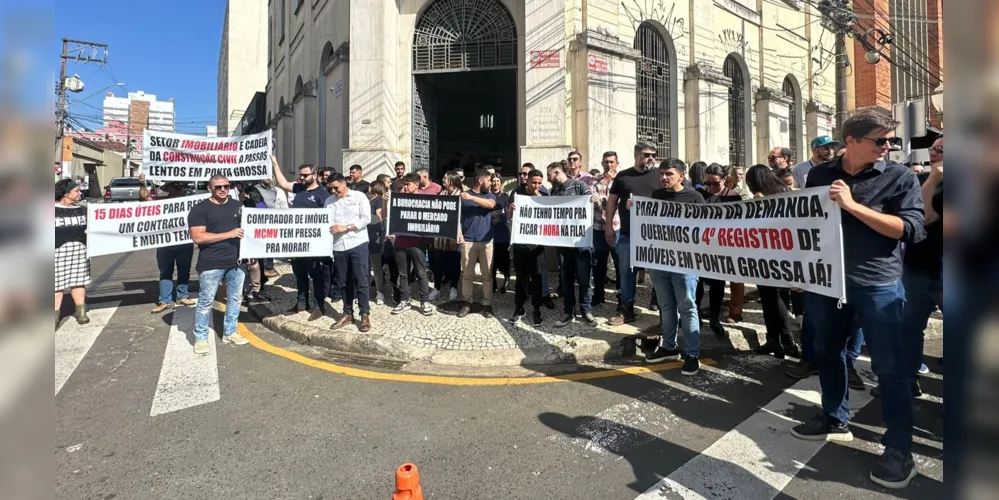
[324,189,371,252]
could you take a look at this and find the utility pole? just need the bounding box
[816,1,856,137]
[123,113,132,177]
[56,38,108,178]
[834,31,848,135]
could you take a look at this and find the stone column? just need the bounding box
[568,30,640,171]
[754,87,792,163]
[683,63,731,165]
[805,100,835,143]
[520,0,571,171]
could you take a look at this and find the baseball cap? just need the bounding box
[810,136,842,149]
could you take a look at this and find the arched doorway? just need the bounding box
[634,21,677,159]
[782,75,802,164]
[412,0,518,176]
[723,53,751,168]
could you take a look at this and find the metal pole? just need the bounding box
[57,38,68,179]
[123,112,131,177]
[834,31,848,136]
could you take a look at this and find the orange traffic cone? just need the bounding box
[392,463,423,500]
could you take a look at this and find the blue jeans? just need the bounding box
[194,267,245,342]
[650,270,701,358]
[558,248,593,315]
[901,266,941,376]
[334,245,370,315]
[157,244,193,305]
[593,229,620,301]
[801,309,863,366]
[808,280,916,454]
[614,233,637,306]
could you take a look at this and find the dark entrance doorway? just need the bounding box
[412,0,518,177]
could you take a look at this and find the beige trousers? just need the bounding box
[460,241,494,305]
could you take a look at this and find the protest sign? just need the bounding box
[239,208,334,259]
[510,194,593,248]
[87,194,210,257]
[629,187,846,300]
[142,129,272,182]
[386,193,461,239]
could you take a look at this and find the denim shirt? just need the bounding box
[805,157,925,286]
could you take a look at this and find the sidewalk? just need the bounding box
[251,264,943,367]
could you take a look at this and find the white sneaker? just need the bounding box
[428,289,441,301]
[420,302,434,316]
[375,292,385,305]
[193,340,210,355]
[222,333,249,346]
[449,288,459,301]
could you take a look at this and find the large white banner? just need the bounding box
[510,194,593,248]
[142,129,272,181]
[87,194,210,257]
[239,207,333,259]
[629,187,846,300]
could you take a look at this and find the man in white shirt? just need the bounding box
[325,173,373,332]
[791,136,840,188]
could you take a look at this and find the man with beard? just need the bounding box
[791,136,840,188]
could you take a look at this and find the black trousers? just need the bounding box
[369,252,393,298]
[333,245,370,315]
[513,245,545,311]
[759,285,792,346]
[291,257,326,312]
[492,242,511,289]
[780,288,805,316]
[395,246,429,303]
[696,278,725,322]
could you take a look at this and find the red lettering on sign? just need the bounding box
[254,228,278,239]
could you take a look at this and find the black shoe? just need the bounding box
[786,360,818,379]
[456,303,471,318]
[481,305,494,319]
[554,314,573,327]
[645,347,681,363]
[680,356,700,376]
[248,292,270,303]
[782,339,801,358]
[532,310,544,327]
[509,307,525,323]
[870,447,917,490]
[542,297,555,310]
[581,312,598,327]
[753,342,786,359]
[710,320,727,338]
[790,414,853,442]
[848,366,866,390]
[498,285,507,294]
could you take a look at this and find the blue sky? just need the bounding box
[55,0,227,135]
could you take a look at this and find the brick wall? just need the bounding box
[852,0,893,110]
[926,0,943,125]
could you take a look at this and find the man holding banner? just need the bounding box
[547,162,598,328]
[506,169,548,327]
[389,174,434,316]
[137,175,197,314]
[325,174,373,332]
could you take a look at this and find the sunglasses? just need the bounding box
[212,184,230,191]
[861,136,903,147]
[704,181,722,187]
[768,155,786,161]
[299,173,314,178]
[641,152,657,158]
[568,157,581,162]
[930,146,943,153]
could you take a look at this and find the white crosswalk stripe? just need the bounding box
[149,306,221,417]
[55,302,120,396]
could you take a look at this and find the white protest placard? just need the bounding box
[239,207,333,259]
[142,129,272,181]
[87,194,210,257]
[510,194,593,248]
[629,187,846,300]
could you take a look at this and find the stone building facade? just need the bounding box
[266,0,837,179]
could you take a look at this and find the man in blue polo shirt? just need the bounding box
[456,168,497,318]
[790,110,925,490]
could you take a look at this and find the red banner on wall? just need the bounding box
[530,50,560,68]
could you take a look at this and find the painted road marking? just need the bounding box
[237,323,714,386]
[55,302,120,396]
[635,362,876,500]
[150,307,220,416]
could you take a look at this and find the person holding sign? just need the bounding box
[389,174,435,316]
[642,159,705,375]
[137,174,197,314]
[187,175,247,355]
[325,174,373,332]
[506,169,548,327]
[456,169,498,319]
[273,158,332,321]
[547,162,598,328]
[790,110,925,490]
[55,179,91,326]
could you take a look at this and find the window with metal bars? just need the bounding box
[412,0,517,73]
[634,22,672,158]
[783,76,800,164]
[724,55,746,168]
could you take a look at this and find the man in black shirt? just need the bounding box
[548,162,597,328]
[644,159,704,376]
[274,159,333,321]
[791,110,925,490]
[506,169,548,327]
[188,174,247,355]
[605,141,660,325]
[347,164,370,193]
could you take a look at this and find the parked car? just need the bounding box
[104,177,155,202]
[180,181,209,197]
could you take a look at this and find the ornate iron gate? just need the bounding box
[634,22,672,158]
[724,55,746,168]
[412,0,517,73]
[412,77,437,174]
[783,77,799,164]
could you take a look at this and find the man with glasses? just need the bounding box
[792,136,841,189]
[547,162,597,328]
[273,159,333,321]
[326,173,374,331]
[767,147,792,170]
[791,110,925,490]
[187,175,247,355]
[566,150,592,184]
[591,151,620,307]
[605,141,660,325]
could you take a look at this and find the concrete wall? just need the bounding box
[219,0,268,137]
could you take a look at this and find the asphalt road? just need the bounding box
[55,251,945,499]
